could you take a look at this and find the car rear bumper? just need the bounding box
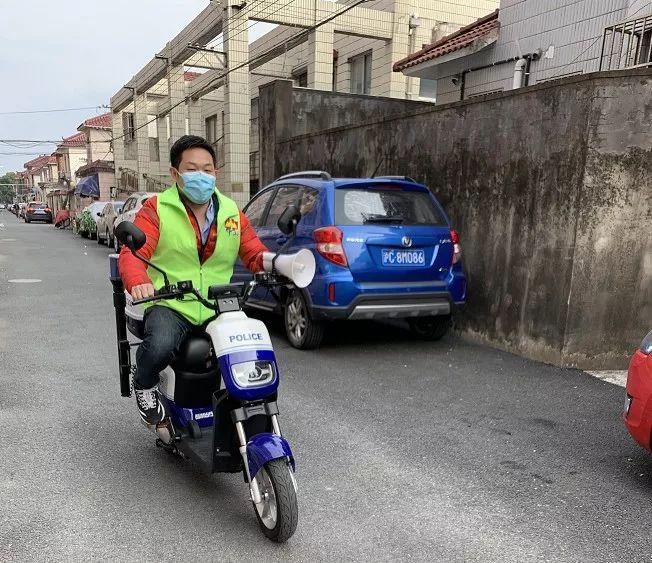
[311,291,454,321]
[624,351,652,451]
[26,213,52,221]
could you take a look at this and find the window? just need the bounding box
[122,112,135,142]
[265,186,300,227]
[419,78,437,100]
[293,68,308,87]
[206,115,218,144]
[335,187,446,226]
[350,52,372,94]
[243,188,275,227]
[122,198,135,213]
[148,116,159,162]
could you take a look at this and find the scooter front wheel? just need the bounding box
[253,458,298,543]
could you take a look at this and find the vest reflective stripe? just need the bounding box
[146,186,241,325]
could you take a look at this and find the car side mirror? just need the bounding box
[277,204,301,236]
[115,221,146,252]
[97,212,102,217]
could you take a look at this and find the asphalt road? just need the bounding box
[0,215,650,562]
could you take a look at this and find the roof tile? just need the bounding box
[393,10,500,72]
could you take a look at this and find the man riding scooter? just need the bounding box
[119,135,268,425]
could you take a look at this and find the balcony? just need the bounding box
[600,14,652,71]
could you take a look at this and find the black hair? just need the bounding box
[169,135,216,170]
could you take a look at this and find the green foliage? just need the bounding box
[0,172,17,204]
[76,210,97,234]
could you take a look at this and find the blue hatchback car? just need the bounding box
[233,171,467,349]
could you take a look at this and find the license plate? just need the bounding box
[35,210,45,214]
[381,249,425,267]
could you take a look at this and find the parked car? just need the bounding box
[76,201,106,239]
[233,172,467,349]
[96,201,125,247]
[624,330,652,452]
[0,204,5,210]
[24,202,52,223]
[112,192,157,252]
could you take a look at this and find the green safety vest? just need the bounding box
[146,185,241,325]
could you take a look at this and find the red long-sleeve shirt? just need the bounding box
[118,195,267,293]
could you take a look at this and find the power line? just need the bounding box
[0,105,108,116]
[110,0,369,146]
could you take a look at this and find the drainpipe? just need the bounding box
[512,57,527,89]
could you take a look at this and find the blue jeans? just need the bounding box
[135,306,193,389]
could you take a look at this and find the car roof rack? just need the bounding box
[373,175,418,183]
[277,170,332,181]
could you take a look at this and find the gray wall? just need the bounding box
[424,0,652,104]
[259,70,652,369]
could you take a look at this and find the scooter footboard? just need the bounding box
[247,433,295,479]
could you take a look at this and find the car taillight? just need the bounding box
[451,229,461,265]
[45,208,51,213]
[314,226,348,267]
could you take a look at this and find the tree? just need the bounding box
[0,172,17,204]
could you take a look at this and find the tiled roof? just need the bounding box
[393,10,500,72]
[80,112,112,130]
[76,159,115,177]
[59,131,87,148]
[184,71,202,81]
[24,155,50,170]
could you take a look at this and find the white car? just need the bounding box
[96,201,125,248]
[112,192,157,252]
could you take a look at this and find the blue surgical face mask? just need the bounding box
[179,171,216,204]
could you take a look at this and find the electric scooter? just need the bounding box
[108,205,315,543]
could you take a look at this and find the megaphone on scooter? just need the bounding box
[262,249,315,288]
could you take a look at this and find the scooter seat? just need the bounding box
[170,334,221,408]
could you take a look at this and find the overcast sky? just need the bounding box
[0,0,275,174]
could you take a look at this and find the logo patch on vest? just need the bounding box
[224,216,239,236]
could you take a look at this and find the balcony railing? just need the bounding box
[600,14,652,71]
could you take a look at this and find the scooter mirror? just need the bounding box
[277,204,301,236]
[115,221,146,252]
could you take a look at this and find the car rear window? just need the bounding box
[335,187,447,226]
[30,203,46,209]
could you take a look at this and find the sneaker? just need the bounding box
[134,385,165,425]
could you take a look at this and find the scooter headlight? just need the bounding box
[231,360,276,388]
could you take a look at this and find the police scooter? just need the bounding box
[108,205,315,543]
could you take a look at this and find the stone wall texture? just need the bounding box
[259,71,652,369]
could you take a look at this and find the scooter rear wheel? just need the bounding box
[253,458,298,543]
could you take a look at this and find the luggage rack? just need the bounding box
[276,170,332,181]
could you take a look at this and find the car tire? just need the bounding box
[90,231,97,240]
[80,231,88,238]
[97,230,104,244]
[284,289,324,350]
[106,229,113,249]
[114,234,121,253]
[408,315,452,341]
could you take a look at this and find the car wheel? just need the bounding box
[80,230,88,238]
[90,231,97,240]
[284,289,325,350]
[97,229,104,244]
[106,229,113,249]
[408,315,452,341]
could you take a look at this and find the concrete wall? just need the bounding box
[258,70,652,369]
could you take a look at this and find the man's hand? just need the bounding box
[131,283,155,301]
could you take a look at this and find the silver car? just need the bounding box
[96,201,125,247]
[112,192,157,252]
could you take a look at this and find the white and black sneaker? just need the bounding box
[134,385,165,425]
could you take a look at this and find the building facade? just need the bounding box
[394,0,652,104]
[110,0,498,205]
